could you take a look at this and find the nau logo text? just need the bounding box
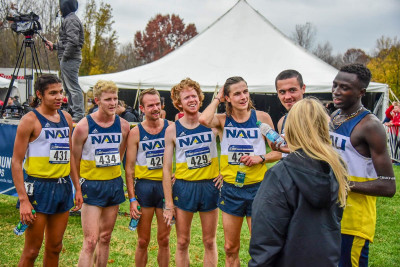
[226,129,258,139]
[178,134,212,147]
[91,134,121,144]
[330,134,346,151]
[142,140,165,151]
[45,129,69,139]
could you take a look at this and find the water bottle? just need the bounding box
[256,121,286,146]
[235,162,247,187]
[163,199,176,226]
[129,206,141,231]
[14,210,36,236]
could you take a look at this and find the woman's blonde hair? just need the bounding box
[284,98,349,207]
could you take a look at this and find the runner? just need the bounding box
[125,88,172,267]
[11,74,82,266]
[329,64,396,266]
[72,80,130,267]
[163,79,222,267]
[199,76,278,266]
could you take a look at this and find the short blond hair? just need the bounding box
[93,80,118,99]
[171,78,204,112]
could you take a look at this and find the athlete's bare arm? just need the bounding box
[199,87,226,130]
[11,113,39,224]
[350,115,396,197]
[125,126,141,219]
[71,118,89,183]
[119,118,131,159]
[162,123,176,226]
[63,110,83,211]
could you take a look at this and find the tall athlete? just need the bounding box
[125,88,172,267]
[163,79,221,267]
[72,80,130,267]
[12,74,82,266]
[199,76,278,266]
[330,64,396,266]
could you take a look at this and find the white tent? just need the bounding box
[0,77,10,88]
[78,0,388,115]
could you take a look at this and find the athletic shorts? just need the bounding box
[339,234,370,267]
[218,181,261,217]
[173,179,219,213]
[135,179,164,208]
[16,176,74,214]
[81,176,125,207]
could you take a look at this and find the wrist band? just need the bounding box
[129,197,137,203]
[214,97,220,102]
[377,176,396,180]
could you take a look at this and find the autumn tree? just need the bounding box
[291,22,316,51]
[80,0,118,75]
[134,14,197,64]
[368,36,400,97]
[343,48,369,65]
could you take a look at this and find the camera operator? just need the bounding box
[45,0,84,123]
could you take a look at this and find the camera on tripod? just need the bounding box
[6,12,42,36]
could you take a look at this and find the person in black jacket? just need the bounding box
[116,100,138,122]
[249,98,349,267]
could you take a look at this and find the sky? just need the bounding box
[80,0,400,55]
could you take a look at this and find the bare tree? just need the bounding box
[313,41,334,64]
[343,48,369,65]
[291,22,316,51]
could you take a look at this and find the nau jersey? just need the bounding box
[24,110,70,178]
[175,121,219,181]
[80,115,122,180]
[220,109,267,185]
[330,110,377,242]
[135,120,169,181]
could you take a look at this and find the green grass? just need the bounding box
[1,166,399,266]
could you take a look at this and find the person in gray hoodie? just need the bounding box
[46,0,84,122]
[249,98,349,267]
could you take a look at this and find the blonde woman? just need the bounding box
[249,98,349,267]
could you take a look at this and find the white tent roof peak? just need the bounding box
[79,0,387,95]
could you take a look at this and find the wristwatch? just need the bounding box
[259,155,266,164]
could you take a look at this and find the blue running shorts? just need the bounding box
[173,179,219,213]
[16,176,74,214]
[218,181,261,217]
[135,179,164,208]
[81,176,125,207]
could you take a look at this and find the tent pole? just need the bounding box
[389,88,399,103]
[133,83,141,110]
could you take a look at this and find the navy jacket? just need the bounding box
[249,150,343,267]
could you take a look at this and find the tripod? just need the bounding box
[0,35,43,118]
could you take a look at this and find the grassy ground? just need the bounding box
[0,166,399,266]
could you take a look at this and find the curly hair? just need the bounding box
[340,64,371,89]
[93,80,118,99]
[171,78,204,112]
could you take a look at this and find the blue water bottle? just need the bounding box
[256,121,286,146]
[129,206,141,231]
[14,210,36,236]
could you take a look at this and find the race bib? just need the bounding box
[185,147,211,170]
[49,143,70,164]
[228,145,254,165]
[95,148,120,168]
[24,182,34,196]
[145,149,164,170]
